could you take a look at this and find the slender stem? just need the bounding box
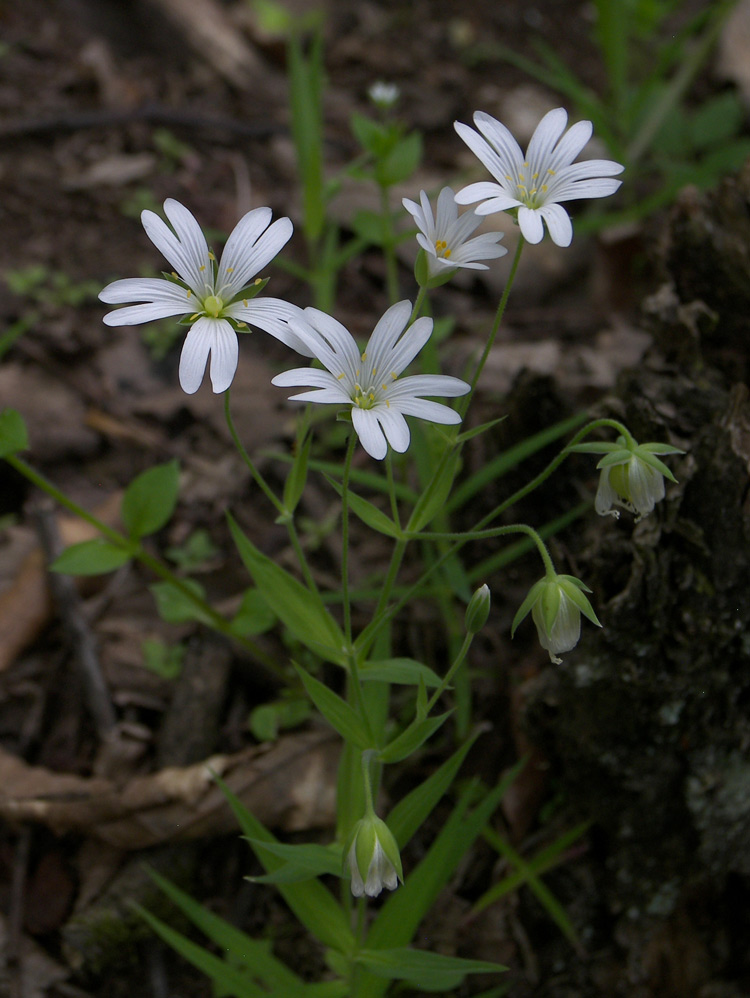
[224,390,284,515]
[460,234,525,416]
[425,631,473,715]
[409,286,428,324]
[6,455,284,677]
[341,432,358,647]
[385,452,400,527]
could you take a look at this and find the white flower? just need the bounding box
[512,573,601,665]
[272,300,470,460]
[368,80,400,108]
[593,440,682,521]
[345,815,403,898]
[402,187,507,280]
[454,108,624,247]
[99,199,310,394]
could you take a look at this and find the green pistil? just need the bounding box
[203,294,223,317]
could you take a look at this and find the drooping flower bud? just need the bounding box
[571,434,683,522]
[345,814,403,899]
[512,573,601,664]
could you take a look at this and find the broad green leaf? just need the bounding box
[51,538,132,576]
[150,578,210,625]
[325,476,403,539]
[121,459,180,539]
[295,665,372,749]
[350,112,388,157]
[144,867,303,992]
[248,697,310,742]
[0,409,28,457]
[360,657,442,687]
[387,731,481,848]
[378,711,451,764]
[356,947,506,990]
[212,774,354,954]
[141,638,183,679]
[377,131,422,186]
[228,513,346,664]
[230,588,276,637]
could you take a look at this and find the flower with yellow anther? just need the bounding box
[453,108,624,247]
[402,187,506,284]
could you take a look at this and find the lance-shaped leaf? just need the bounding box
[52,538,132,576]
[0,409,28,457]
[326,476,403,539]
[295,665,372,750]
[356,947,506,991]
[121,459,180,539]
[228,513,346,664]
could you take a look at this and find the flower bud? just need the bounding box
[345,814,403,898]
[512,573,601,664]
[465,584,491,634]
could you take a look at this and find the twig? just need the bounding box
[33,501,117,739]
[7,827,32,998]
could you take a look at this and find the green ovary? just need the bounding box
[203,294,223,317]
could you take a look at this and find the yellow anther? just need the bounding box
[547,168,556,175]
[369,392,374,401]
[172,271,178,278]
[386,399,390,408]
[254,278,262,285]
[523,160,529,166]
[391,371,398,380]
[243,299,248,307]
[199,264,206,271]
[208,251,216,261]
[186,289,192,297]
[382,383,388,391]
[372,367,377,376]
[532,172,539,179]
[337,372,346,380]
[444,248,452,259]
[361,351,367,361]
[190,312,200,321]
[227,267,234,274]
[505,175,512,181]
[541,184,548,193]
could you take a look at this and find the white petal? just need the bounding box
[471,111,525,174]
[142,200,212,296]
[547,119,593,172]
[628,458,664,515]
[99,277,190,306]
[218,213,292,298]
[434,186,458,231]
[388,374,469,399]
[538,203,573,247]
[548,176,624,203]
[525,108,568,174]
[376,407,410,453]
[364,301,413,378]
[385,316,433,375]
[271,367,341,389]
[225,299,314,356]
[179,320,213,394]
[347,842,365,898]
[389,397,462,424]
[285,388,351,404]
[454,181,515,207]
[352,407,387,460]
[207,321,239,393]
[517,206,545,244]
[101,301,191,326]
[474,195,524,216]
[595,467,618,516]
[304,308,361,377]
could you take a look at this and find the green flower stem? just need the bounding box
[341,431,358,648]
[224,390,284,515]
[360,748,378,818]
[425,631,473,715]
[460,233,525,416]
[356,417,625,653]
[409,286,428,324]
[224,390,321,599]
[385,451,401,527]
[5,454,283,677]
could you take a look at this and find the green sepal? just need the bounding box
[634,448,679,482]
[568,440,622,454]
[595,448,633,469]
[539,580,562,636]
[229,275,270,304]
[511,578,545,636]
[558,577,602,627]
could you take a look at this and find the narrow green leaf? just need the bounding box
[121,459,180,539]
[282,431,312,515]
[245,839,342,880]
[228,513,346,664]
[455,416,507,444]
[356,947,506,990]
[144,868,303,991]
[295,665,372,749]
[0,409,28,457]
[360,658,442,687]
[211,774,354,954]
[51,538,132,576]
[325,476,403,539]
[378,711,451,764]
[387,730,481,848]
[408,448,461,533]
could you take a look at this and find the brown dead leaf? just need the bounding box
[0,729,338,848]
[0,492,122,673]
